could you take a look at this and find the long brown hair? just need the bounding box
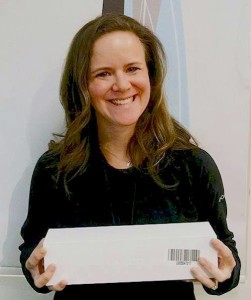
[50,13,197,186]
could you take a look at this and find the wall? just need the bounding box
[0,0,250,299]
[182,0,250,280]
[182,0,251,298]
[0,0,102,267]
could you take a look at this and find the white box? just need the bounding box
[44,222,217,285]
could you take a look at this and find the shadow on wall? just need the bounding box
[1,68,65,268]
[125,0,190,127]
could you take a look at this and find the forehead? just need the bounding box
[91,31,145,60]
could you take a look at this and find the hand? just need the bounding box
[191,238,236,290]
[25,239,67,291]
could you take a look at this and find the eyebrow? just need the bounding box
[90,62,144,75]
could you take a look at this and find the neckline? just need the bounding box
[99,147,133,171]
[98,150,134,173]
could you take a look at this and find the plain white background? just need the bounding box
[0,0,250,299]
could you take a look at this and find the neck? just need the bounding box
[97,122,134,149]
[97,123,134,169]
[99,144,132,168]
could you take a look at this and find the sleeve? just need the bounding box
[195,149,241,295]
[19,153,58,294]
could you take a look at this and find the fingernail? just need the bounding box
[199,257,206,264]
[40,247,47,255]
[49,264,56,271]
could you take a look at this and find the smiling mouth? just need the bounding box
[110,96,135,105]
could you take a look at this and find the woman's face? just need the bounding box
[88,31,150,130]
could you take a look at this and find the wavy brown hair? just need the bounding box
[49,13,197,186]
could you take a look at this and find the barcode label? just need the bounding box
[167,249,200,264]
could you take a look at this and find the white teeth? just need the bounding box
[111,96,134,105]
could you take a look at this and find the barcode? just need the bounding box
[167,249,200,262]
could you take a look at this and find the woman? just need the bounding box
[19,14,240,299]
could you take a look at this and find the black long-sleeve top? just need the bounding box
[19,147,241,299]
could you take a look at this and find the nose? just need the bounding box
[112,72,131,92]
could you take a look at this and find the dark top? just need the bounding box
[19,147,241,299]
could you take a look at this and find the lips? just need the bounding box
[110,96,134,105]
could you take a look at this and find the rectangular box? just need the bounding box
[44,222,217,285]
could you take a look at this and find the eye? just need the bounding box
[96,71,110,78]
[127,66,140,73]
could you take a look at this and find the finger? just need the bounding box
[199,256,234,282]
[198,257,225,282]
[34,264,56,288]
[191,266,217,289]
[211,239,236,267]
[48,280,67,292]
[25,240,47,271]
[211,239,236,276]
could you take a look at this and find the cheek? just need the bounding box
[88,81,109,100]
[138,76,151,96]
